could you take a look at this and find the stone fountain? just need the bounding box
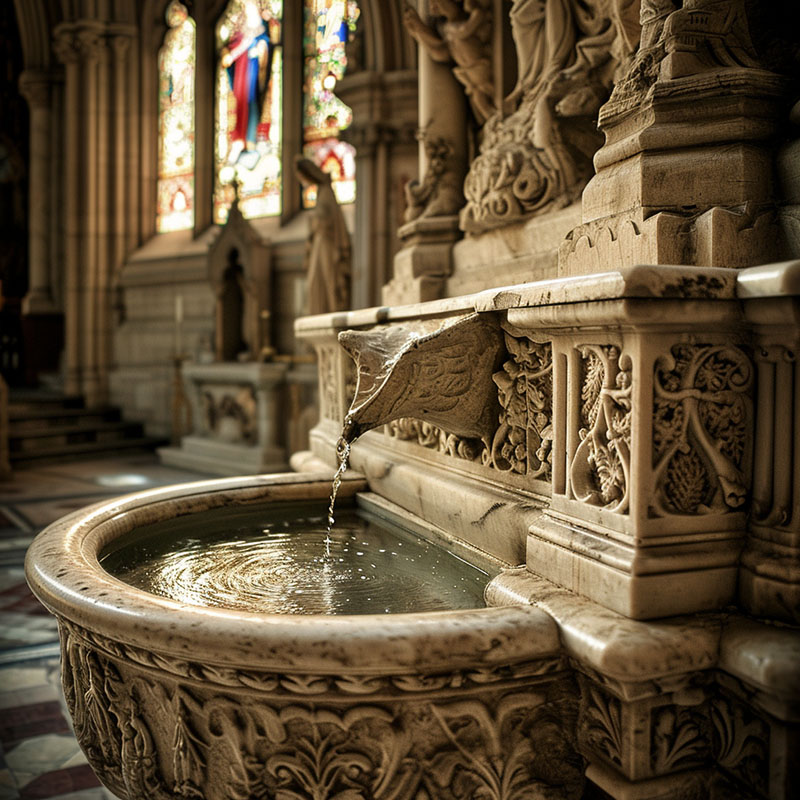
[24,1,800,798]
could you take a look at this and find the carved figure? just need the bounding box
[403,130,464,221]
[294,157,351,315]
[403,0,495,125]
[460,0,641,234]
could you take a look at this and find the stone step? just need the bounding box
[10,420,145,454]
[9,435,167,465]
[10,406,121,431]
[6,390,165,466]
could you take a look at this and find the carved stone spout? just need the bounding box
[338,313,504,444]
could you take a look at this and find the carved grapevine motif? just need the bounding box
[570,346,632,513]
[489,334,553,482]
[652,344,752,516]
[387,418,486,463]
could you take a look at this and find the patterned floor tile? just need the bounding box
[0,454,207,800]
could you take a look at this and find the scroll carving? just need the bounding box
[489,333,553,482]
[460,0,640,234]
[570,346,632,513]
[404,131,465,222]
[652,344,752,517]
[387,418,485,463]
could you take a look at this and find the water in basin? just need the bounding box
[100,501,491,615]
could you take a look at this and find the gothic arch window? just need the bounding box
[214,0,283,224]
[302,0,359,207]
[157,1,196,233]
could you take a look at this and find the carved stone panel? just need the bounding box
[651,344,753,518]
[569,345,633,513]
[58,620,584,800]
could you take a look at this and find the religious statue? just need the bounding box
[294,157,351,316]
[403,0,495,125]
[220,0,276,170]
[460,0,641,234]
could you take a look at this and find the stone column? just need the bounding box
[738,262,800,624]
[337,71,418,309]
[53,28,83,396]
[18,71,56,315]
[382,1,468,305]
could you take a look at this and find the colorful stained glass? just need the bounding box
[157,1,196,233]
[214,0,283,224]
[302,0,359,207]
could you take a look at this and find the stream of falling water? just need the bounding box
[326,437,351,557]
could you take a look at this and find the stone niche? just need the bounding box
[159,204,291,476]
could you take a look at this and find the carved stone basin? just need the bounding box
[25,472,584,800]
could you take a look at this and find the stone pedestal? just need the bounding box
[559,0,789,277]
[159,361,289,476]
[383,216,460,305]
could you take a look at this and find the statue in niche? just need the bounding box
[294,157,351,315]
[216,248,253,361]
[460,0,641,234]
[403,0,495,126]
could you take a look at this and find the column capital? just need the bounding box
[53,30,81,66]
[18,71,52,109]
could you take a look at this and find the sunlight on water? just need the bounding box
[100,503,489,615]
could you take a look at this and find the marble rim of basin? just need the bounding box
[25,472,561,674]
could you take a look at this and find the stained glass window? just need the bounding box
[302,0,359,207]
[214,0,283,224]
[157,1,196,233]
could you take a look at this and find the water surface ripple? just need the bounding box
[101,506,489,615]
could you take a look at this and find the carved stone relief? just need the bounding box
[404,130,465,222]
[200,386,257,444]
[387,418,485,463]
[460,0,641,234]
[317,344,343,424]
[569,345,632,513]
[58,620,583,800]
[651,344,752,517]
[489,333,553,482]
[711,693,770,798]
[403,0,495,126]
[385,331,554,487]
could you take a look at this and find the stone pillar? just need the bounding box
[382,1,468,306]
[738,262,800,624]
[560,0,788,276]
[18,71,56,315]
[503,267,751,620]
[337,71,418,309]
[54,28,83,397]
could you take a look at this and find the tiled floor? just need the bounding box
[0,454,207,800]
